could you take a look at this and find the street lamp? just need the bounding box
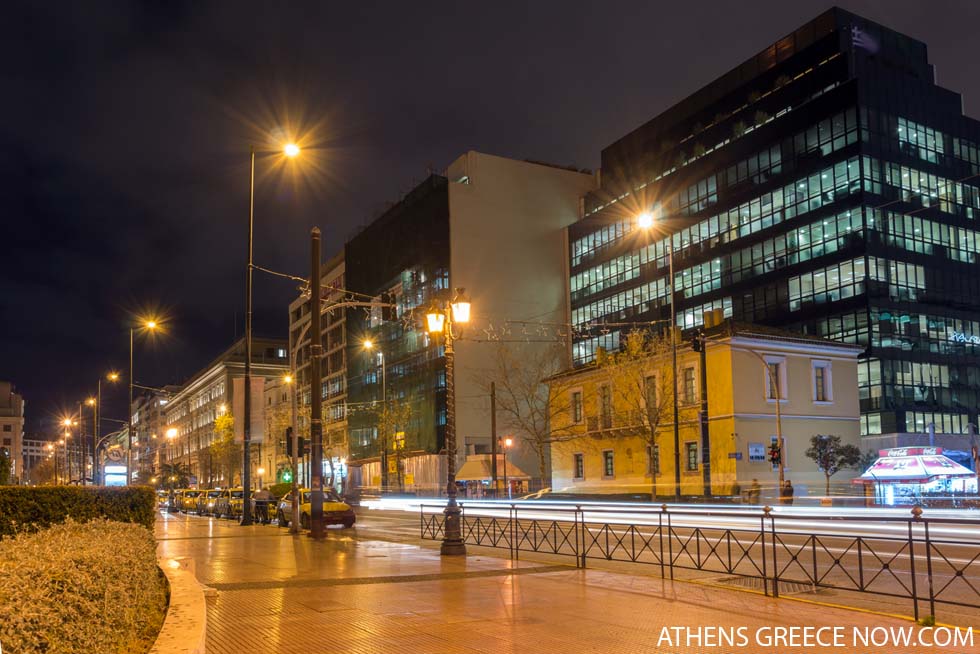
[85,398,96,485]
[242,140,302,527]
[500,436,514,499]
[425,288,471,556]
[362,339,389,492]
[636,209,681,500]
[128,318,159,485]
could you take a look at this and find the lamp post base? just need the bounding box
[440,503,466,556]
[440,540,467,556]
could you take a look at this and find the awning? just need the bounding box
[456,455,532,481]
[854,447,976,484]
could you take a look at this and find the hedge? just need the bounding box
[0,486,156,538]
[0,519,167,653]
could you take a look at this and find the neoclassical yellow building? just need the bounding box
[549,322,862,501]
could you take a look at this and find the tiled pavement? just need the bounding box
[156,511,974,653]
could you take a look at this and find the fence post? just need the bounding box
[577,505,586,568]
[511,503,519,561]
[658,504,666,579]
[508,504,516,560]
[665,504,674,581]
[908,506,921,621]
[760,506,770,597]
[768,507,779,598]
[419,503,424,539]
[923,517,936,620]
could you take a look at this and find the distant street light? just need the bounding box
[501,436,514,499]
[128,318,159,484]
[243,140,303,526]
[635,209,681,500]
[362,338,389,492]
[426,288,471,556]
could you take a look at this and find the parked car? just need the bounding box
[180,489,203,513]
[213,488,245,519]
[276,488,355,529]
[197,489,223,516]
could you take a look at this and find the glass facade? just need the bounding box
[569,8,980,438]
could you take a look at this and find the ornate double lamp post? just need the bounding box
[425,288,471,556]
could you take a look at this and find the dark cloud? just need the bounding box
[2,0,979,431]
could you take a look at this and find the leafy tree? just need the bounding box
[805,434,862,495]
[479,343,579,486]
[857,449,879,473]
[209,413,240,486]
[159,462,191,490]
[377,396,415,491]
[30,457,57,485]
[0,449,11,485]
[598,330,676,499]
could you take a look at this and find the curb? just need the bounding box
[148,557,209,654]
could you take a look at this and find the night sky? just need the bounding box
[3,1,978,433]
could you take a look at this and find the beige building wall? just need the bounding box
[447,151,595,481]
[550,332,861,500]
[0,382,25,483]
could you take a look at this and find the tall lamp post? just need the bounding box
[637,210,681,500]
[426,288,471,556]
[242,141,301,527]
[62,418,75,483]
[85,397,97,485]
[362,339,388,491]
[128,319,158,484]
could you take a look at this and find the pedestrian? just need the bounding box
[784,480,795,506]
[253,486,274,524]
[749,479,761,504]
[731,480,742,503]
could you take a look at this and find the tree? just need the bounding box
[159,462,191,490]
[857,449,878,473]
[479,343,578,486]
[30,457,57,485]
[377,396,414,491]
[598,330,676,499]
[805,434,862,495]
[209,413,240,486]
[0,449,11,485]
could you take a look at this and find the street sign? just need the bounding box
[106,446,123,462]
[388,459,398,474]
[728,452,743,460]
[404,473,415,485]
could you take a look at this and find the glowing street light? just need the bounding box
[128,317,161,484]
[282,373,293,384]
[243,140,303,527]
[425,288,472,556]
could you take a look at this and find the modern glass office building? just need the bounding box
[569,8,980,445]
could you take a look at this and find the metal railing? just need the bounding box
[420,502,980,621]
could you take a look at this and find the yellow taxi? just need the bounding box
[213,488,245,519]
[179,489,203,513]
[276,488,355,529]
[197,489,223,516]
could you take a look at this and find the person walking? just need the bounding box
[784,480,795,506]
[749,479,761,504]
[253,486,274,524]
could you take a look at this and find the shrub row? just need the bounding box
[0,519,167,654]
[0,486,156,537]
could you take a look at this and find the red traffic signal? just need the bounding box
[768,444,781,465]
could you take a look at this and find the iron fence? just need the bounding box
[420,502,980,620]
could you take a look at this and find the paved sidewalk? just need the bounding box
[156,511,969,654]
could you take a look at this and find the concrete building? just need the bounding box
[20,438,47,484]
[549,321,862,501]
[162,337,288,487]
[567,8,980,454]
[0,382,25,483]
[344,151,595,492]
[287,253,348,490]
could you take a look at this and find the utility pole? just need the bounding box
[309,227,325,540]
[669,237,681,501]
[490,381,498,498]
[241,145,256,526]
[695,329,711,497]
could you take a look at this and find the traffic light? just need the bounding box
[768,443,782,466]
[691,330,704,353]
[285,427,294,456]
